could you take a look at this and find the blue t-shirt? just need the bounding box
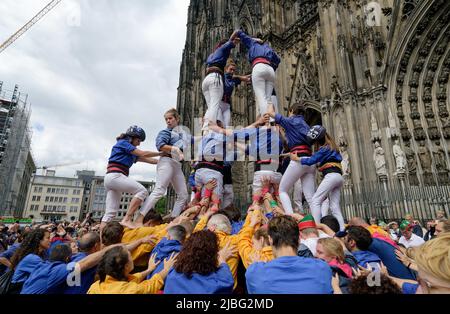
[237,31,281,70]
[368,238,416,280]
[206,41,236,69]
[301,146,342,167]
[12,254,45,283]
[223,73,241,104]
[0,243,20,276]
[155,128,184,152]
[402,282,419,294]
[146,238,182,280]
[274,114,311,150]
[64,252,97,294]
[21,261,70,294]
[164,263,234,294]
[108,139,137,168]
[246,256,333,294]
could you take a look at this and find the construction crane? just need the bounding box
[0,0,63,54]
[35,161,82,175]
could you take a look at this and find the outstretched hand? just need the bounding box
[218,241,236,265]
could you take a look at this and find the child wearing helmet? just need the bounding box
[266,102,315,215]
[102,126,160,230]
[291,125,346,231]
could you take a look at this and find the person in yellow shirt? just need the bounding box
[101,217,187,268]
[238,208,273,268]
[88,246,176,294]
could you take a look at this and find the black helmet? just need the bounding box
[307,125,326,143]
[126,125,146,142]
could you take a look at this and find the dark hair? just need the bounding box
[97,246,129,282]
[268,216,299,250]
[289,102,306,116]
[143,209,163,225]
[10,229,49,269]
[49,244,72,263]
[349,274,402,294]
[116,133,130,141]
[174,230,219,277]
[254,228,270,247]
[321,215,340,233]
[346,226,373,250]
[219,205,241,223]
[101,222,124,246]
[79,232,101,252]
[167,225,187,243]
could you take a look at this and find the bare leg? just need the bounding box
[120,197,144,229]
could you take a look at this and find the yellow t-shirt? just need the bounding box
[88,273,164,294]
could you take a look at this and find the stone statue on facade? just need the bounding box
[432,141,447,172]
[392,139,406,175]
[330,75,342,103]
[340,144,351,180]
[373,141,387,177]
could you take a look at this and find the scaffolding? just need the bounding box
[0,82,34,217]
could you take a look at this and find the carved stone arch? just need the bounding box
[387,0,450,185]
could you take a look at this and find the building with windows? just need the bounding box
[23,172,84,222]
[0,83,36,217]
[88,177,155,221]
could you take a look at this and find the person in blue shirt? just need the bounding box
[146,225,186,280]
[236,30,281,119]
[267,102,314,215]
[342,225,416,280]
[8,229,50,294]
[164,230,235,294]
[64,232,101,294]
[103,125,160,230]
[137,108,189,222]
[219,59,251,127]
[202,31,240,130]
[246,215,333,294]
[340,226,382,270]
[21,241,120,294]
[293,125,345,230]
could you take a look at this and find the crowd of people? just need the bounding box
[1,30,450,295]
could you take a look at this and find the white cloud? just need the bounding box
[0,0,190,182]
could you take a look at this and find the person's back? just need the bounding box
[21,244,73,294]
[246,255,332,294]
[368,238,416,280]
[164,264,234,294]
[246,216,332,294]
[163,230,234,294]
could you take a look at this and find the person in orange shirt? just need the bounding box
[88,246,176,294]
[348,217,390,238]
[237,207,273,269]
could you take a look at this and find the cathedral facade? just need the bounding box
[175,0,450,221]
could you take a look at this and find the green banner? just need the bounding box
[0,218,32,224]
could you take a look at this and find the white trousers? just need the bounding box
[252,170,282,194]
[222,184,234,208]
[310,173,345,231]
[293,179,303,212]
[218,101,231,127]
[202,73,224,128]
[279,160,316,215]
[103,173,148,223]
[252,63,275,118]
[139,157,188,218]
[195,168,224,202]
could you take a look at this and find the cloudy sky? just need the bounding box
[0,0,190,182]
